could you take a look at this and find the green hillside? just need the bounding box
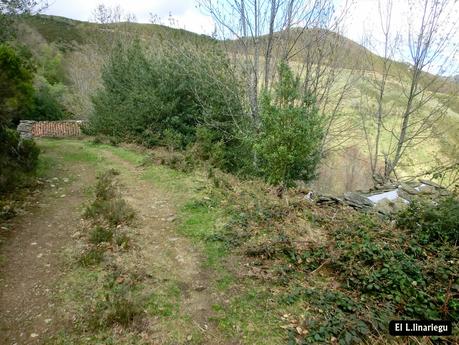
[15,14,459,192]
[23,14,214,49]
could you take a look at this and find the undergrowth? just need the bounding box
[206,178,459,344]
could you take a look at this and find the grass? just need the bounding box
[78,246,104,267]
[89,226,113,244]
[146,280,182,318]
[179,199,226,268]
[212,285,286,345]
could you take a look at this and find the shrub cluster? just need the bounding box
[0,128,39,193]
[397,196,459,245]
[88,41,248,172]
[89,42,325,186]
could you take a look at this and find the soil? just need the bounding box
[0,159,96,344]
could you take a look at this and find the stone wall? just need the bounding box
[17,120,84,138]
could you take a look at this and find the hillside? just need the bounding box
[22,14,214,50]
[21,14,458,107]
[14,14,459,193]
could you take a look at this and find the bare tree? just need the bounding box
[359,0,458,184]
[198,0,354,149]
[0,0,47,14]
[91,3,136,25]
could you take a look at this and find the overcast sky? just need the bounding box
[44,0,458,74]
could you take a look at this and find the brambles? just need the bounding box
[397,196,459,244]
[287,212,459,343]
[207,179,459,343]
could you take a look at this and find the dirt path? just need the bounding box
[100,150,229,344]
[0,158,96,344]
[0,141,231,345]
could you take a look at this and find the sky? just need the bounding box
[43,0,458,75]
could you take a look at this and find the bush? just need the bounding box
[84,170,134,226]
[254,62,324,187]
[88,40,248,172]
[29,78,68,121]
[0,128,39,193]
[397,196,459,244]
[78,247,104,267]
[0,43,34,127]
[17,137,40,171]
[89,226,113,244]
[86,275,143,329]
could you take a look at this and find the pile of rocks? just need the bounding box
[315,179,451,216]
[316,192,374,210]
[17,120,36,139]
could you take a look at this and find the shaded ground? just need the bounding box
[0,139,231,345]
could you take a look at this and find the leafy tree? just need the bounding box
[255,62,324,187]
[30,77,68,121]
[0,43,34,127]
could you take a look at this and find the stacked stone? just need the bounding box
[17,120,36,139]
[315,179,452,216]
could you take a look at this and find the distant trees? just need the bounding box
[359,0,458,184]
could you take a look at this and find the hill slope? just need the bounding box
[15,15,459,192]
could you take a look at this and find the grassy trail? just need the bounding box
[1,138,292,345]
[0,138,245,345]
